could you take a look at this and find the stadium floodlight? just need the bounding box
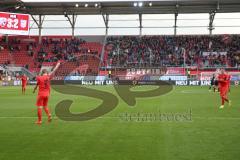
[15,5,21,10]
[94,3,98,7]
[217,2,220,10]
[149,2,152,7]
[15,0,26,10]
[63,11,67,17]
[75,3,79,7]
[133,2,137,7]
[138,2,143,7]
[84,3,89,7]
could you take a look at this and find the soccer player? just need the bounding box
[226,72,231,93]
[214,69,221,92]
[218,69,231,109]
[209,74,216,92]
[21,74,28,94]
[33,62,60,125]
[132,77,138,86]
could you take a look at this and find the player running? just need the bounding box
[33,62,60,125]
[218,69,231,109]
[21,74,28,94]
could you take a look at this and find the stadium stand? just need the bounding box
[105,35,240,68]
[0,35,240,76]
[0,36,102,75]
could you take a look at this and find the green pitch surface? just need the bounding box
[0,85,239,160]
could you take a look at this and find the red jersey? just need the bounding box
[226,74,231,85]
[218,74,228,89]
[21,76,27,86]
[36,75,51,97]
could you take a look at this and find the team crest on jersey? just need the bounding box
[0,17,7,27]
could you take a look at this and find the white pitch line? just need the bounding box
[0,116,239,120]
[180,90,209,94]
[194,116,240,120]
[0,116,43,119]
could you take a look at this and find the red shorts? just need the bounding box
[36,95,49,107]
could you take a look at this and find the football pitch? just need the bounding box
[0,85,239,160]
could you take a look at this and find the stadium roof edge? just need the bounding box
[1,0,240,15]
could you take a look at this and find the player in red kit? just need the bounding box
[226,72,231,93]
[21,74,28,94]
[218,69,231,109]
[33,62,60,125]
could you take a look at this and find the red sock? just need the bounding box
[221,97,225,105]
[224,97,229,103]
[43,106,51,117]
[37,107,42,122]
[221,96,229,105]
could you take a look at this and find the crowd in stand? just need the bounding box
[0,37,99,68]
[105,35,240,68]
[36,38,85,63]
[1,35,240,71]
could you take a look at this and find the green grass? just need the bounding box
[0,85,239,160]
